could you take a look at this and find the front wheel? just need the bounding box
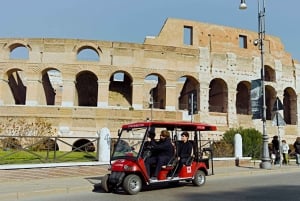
[192,170,206,186]
[122,174,142,195]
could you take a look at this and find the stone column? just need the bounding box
[97,80,109,108]
[61,78,76,107]
[0,77,14,105]
[199,81,210,113]
[165,83,176,111]
[131,81,143,110]
[26,78,45,106]
[227,87,238,127]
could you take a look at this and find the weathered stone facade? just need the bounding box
[0,18,299,145]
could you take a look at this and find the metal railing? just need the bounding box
[0,135,100,165]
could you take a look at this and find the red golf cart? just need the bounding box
[101,121,216,195]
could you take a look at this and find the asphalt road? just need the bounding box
[18,171,300,201]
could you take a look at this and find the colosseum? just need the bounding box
[0,18,299,148]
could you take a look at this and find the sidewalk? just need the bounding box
[0,163,299,201]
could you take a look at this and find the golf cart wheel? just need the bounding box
[101,174,112,193]
[192,170,206,186]
[122,174,142,195]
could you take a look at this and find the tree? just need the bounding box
[222,127,262,159]
[0,118,57,150]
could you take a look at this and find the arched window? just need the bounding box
[76,71,98,106]
[209,78,228,113]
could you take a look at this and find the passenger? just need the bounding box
[145,130,174,179]
[175,131,193,175]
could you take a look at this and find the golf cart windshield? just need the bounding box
[111,127,147,160]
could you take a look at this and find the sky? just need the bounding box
[1,0,299,61]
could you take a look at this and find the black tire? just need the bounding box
[192,170,206,186]
[122,174,142,195]
[101,174,112,193]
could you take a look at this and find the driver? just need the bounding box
[145,130,174,179]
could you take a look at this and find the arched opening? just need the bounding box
[265,85,276,120]
[264,65,276,82]
[42,69,62,105]
[75,71,98,107]
[283,87,297,125]
[7,69,27,105]
[36,138,59,151]
[145,74,166,109]
[209,78,228,113]
[178,76,199,113]
[236,81,251,115]
[1,137,22,150]
[109,71,132,107]
[9,44,29,60]
[77,46,100,61]
[72,139,95,152]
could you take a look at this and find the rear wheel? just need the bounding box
[101,174,112,193]
[122,174,142,195]
[192,170,206,186]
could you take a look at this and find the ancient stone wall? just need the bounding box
[0,18,299,146]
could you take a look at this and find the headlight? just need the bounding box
[123,165,134,171]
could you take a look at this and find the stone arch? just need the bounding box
[283,87,297,125]
[236,81,251,115]
[2,137,22,150]
[209,78,228,113]
[264,65,276,82]
[8,43,30,60]
[42,68,63,105]
[145,74,166,109]
[39,138,59,151]
[265,85,276,120]
[7,68,27,105]
[72,139,95,152]
[109,71,132,107]
[178,75,199,113]
[76,45,100,61]
[75,71,98,107]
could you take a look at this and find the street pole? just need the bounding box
[239,0,271,169]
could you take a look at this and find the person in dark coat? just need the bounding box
[271,136,280,165]
[293,137,300,165]
[175,131,193,175]
[145,130,174,179]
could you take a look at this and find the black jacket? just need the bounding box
[150,138,174,158]
[177,141,193,159]
[294,140,300,154]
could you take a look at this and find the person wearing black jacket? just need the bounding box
[271,136,280,165]
[293,137,300,165]
[145,130,174,179]
[175,131,193,175]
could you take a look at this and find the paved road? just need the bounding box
[1,163,299,201]
[15,170,300,201]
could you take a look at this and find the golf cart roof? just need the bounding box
[121,121,217,131]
